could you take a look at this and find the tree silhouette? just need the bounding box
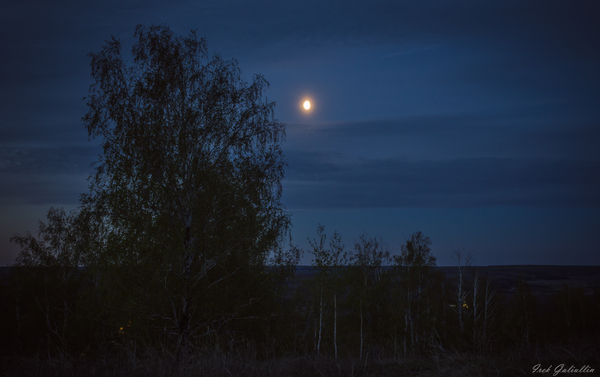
[304,224,347,357]
[347,233,391,359]
[393,231,437,355]
[82,24,289,361]
[10,208,88,351]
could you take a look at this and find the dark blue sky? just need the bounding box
[1,0,599,266]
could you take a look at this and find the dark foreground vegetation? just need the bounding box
[1,248,599,376]
[0,345,596,377]
[1,24,598,376]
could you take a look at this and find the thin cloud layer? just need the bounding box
[284,152,600,209]
[285,116,600,161]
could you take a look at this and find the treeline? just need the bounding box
[1,221,599,367]
[285,227,600,360]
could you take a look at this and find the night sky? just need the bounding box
[1,0,599,266]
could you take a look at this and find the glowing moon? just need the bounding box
[303,100,311,110]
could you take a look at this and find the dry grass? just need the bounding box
[2,342,598,377]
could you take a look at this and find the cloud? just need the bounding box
[0,173,89,206]
[0,145,98,174]
[199,0,600,70]
[283,153,600,209]
[0,144,97,206]
[285,116,600,161]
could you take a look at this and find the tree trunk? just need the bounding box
[473,271,478,344]
[177,226,193,366]
[359,303,363,360]
[483,283,488,344]
[394,325,397,357]
[314,317,317,352]
[458,270,463,334]
[317,281,323,355]
[177,293,191,365]
[15,289,22,352]
[334,294,338,359]
[403,308,407,357]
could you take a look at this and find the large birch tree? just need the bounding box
[82,24,290,360]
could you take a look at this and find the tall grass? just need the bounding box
[3,341,597,377]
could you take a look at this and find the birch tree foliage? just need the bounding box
[393,231,437,354]
[346,233,391,359]
[81,24,290,344]
[394,231,437,299]
[305,224,347,355]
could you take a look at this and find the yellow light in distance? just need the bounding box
[303,100,311,110]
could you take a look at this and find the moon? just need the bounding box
[303,100,311,110]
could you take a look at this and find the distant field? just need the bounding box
[291,265,600,304]
[3,265,599,304]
